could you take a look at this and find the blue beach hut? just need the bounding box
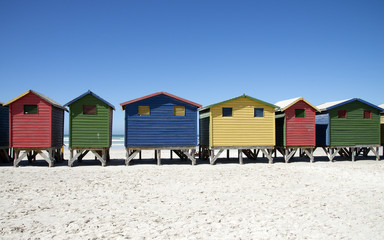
[0,102,10,161]
[120,92,201,165]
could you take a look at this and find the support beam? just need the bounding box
[303,148,315,163]
[261,149,273,164]
[210,149,224,165]
[238,149,243,164]
[284,148,297,163]
[14,151,28,167]
[182,150,196,165]
[36,150,54,167]
[156,150,161,165]
[370,146,380,161]
[125,150,139,166]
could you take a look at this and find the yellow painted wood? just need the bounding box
[174,106,185,116]
[138,105,150,115]
[210,97,275,147]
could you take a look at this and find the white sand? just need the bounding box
[1,148,384,239]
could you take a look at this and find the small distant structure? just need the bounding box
[274,97,320,163]
[379,104,384,152]
[199,94,277,164]
[64,90,115,167]
[316,98,383,161]
[0,102,10,162]
[4,90,66,167]
[120,92,201,165]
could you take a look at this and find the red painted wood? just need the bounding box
[120,91,202,108]
[285,100,316,146]
[9,92,52,148]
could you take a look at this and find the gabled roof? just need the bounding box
[64,90,115,110]
[274,97,320,112]
[120,92,202,110]
[4,90,67,110]
[379,104,384,110]
[317,98,384,112]
[199,94,278,111]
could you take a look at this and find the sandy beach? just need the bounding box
[1,148,384,239]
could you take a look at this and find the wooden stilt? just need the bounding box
[156,150,161,165]
[238,149,243,164]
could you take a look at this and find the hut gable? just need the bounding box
[64,91,115,148]
[4,90,66,148]
[120,92,201,147]
[0,102,9,147]
[316,98,383,146]
[200,95,277,147]
[274,97,319,147]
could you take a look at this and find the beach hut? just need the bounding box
[120,92,201,165]
[379,104,384,149]
[199,94,277,164]
[4,90,66,167]
[316,98,383,161]
[274,97,320,163]
[0,102,10,161]
[64,90,115,167]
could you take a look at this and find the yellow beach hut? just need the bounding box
[380,104,384,147]
[199,94,278,164]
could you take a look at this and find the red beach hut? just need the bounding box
[274,97,320,162]
[4,90,66,167]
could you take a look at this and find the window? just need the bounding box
[174,106,185,116]
[254,108,264,117]
[222,108,232,117]
[83,105,96,115]
[24,105,38,114]
[363,110,371,119]
[138,105,150,115]
[295,109,305,118]
[338,110,347,118]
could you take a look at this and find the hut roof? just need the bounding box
[199,94,278,111]
[0,102,3,106]
[64,90,115,110]
[317,98,384,112]
[274,97,320,112]
[379,104,384,110]
[4,90,67,111]
[120,91,201,110]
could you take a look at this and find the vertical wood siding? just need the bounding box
[315,113,329,146]
[51,107,64,148]
[285,100,316,146]
[9,92,52,148]
[125,95,198,147]
[0,106,9,147]
[329,101,380,146]
[69,94,111,148]
[210,98,275,147]
[199,109,210,146]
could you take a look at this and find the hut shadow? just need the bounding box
[128,158,197,166]
[208,157,272,165]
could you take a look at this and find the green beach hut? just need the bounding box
[316,98,383,161]
[64,90,115,166]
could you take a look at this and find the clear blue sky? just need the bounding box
[1,0,383,134]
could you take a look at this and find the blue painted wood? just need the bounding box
[124,94,198,147]
[315,113,329,146]
[0,106,9,147]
